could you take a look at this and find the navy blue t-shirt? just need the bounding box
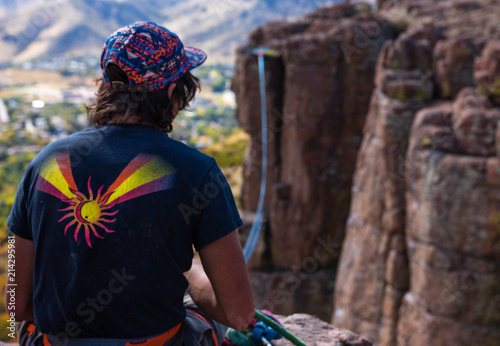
[7,124,243,338]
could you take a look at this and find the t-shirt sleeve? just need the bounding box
[192,163,243,251]
[7,172,32,240]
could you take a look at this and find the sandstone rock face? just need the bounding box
[334,1,500,345]
[233,1,392,320]
[233,3,393,274]
[397,92,500,345]
[334,23,438,345]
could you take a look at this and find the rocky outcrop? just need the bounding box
[233,2,393,318]
[334,23,438,345]
[233,3,392,267]
[334,2,500,345]
[397,88,500,346]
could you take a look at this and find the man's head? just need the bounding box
[87,21,207,132]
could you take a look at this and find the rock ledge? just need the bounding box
[274,314,373,346]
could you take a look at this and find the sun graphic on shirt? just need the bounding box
[58,177,118,248]
[36,151,177,248]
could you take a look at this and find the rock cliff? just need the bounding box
[234,0,500,345]
[233,2,393,319]
[334,1,500,345]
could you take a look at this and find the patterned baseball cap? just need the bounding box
[101,21,207,92]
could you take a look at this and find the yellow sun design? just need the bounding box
[58,177,118,248]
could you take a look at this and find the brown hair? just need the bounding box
[86,64,200,133]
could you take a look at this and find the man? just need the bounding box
[6,21,254,345]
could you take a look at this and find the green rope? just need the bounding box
[254,310,309,346]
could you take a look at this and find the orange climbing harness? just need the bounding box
[23,322,182,346]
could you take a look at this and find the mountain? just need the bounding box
[0,0,343,63]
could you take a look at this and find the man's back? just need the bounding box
[8,124,242,339]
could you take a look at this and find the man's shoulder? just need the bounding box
[165,138,217,173]
[42,127,106,148]
[31,127,219,179]
[40,127,90,145]
[28,127,106,165]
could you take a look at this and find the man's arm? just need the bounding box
[4,234,35,321]
[184,230,254,331]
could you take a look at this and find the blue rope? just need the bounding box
[243,52,268,262]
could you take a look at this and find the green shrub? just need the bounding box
[202,129,249,168]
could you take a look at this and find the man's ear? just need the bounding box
[167,83,177,101]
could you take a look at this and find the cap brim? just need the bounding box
[185,46,207,69]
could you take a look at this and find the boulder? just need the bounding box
[452,87,500,156]
[379,24,439,70]
[434,38,477,99]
